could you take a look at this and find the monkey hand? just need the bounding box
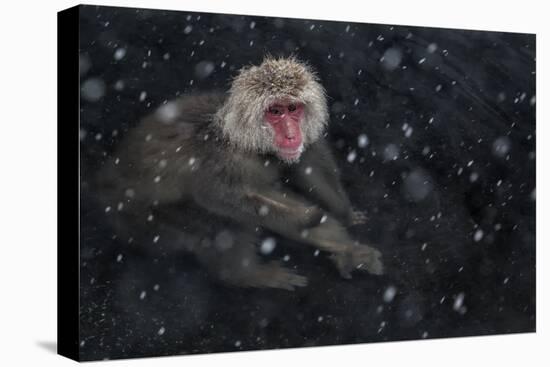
[353,245,384,275]
[258,262,309,291]
[330,244,384,278]
[222,261,308,291]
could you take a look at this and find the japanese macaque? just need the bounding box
[97,56,383,290]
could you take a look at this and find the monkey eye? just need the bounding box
[268,106,283,115]
[287,104,296,112]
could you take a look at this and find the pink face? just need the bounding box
[264,101,305,161]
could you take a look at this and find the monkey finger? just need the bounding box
[271,273,308,290]
[255,262,309,290]
[329,253,354,279]
[290,273,309,287]
[339,269,353,280]
[350,210,368,225]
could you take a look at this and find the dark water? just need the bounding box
[77,5,536,361]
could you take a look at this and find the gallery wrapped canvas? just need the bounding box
[58,4,536,362]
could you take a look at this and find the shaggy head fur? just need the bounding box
[215,56,329,161]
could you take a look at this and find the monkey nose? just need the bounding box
[283,122,296,138]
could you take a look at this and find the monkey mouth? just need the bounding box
[277,146,303,161]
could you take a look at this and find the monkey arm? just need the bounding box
[291,140,354,224]
[191,179,325,233]
[191,178,381,275]
[302,179,353,223]
[247,190,327,228]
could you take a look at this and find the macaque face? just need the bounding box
[265,100,305,162]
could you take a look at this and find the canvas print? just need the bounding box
[58,4,535,361]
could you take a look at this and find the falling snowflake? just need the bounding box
[383,286,397,303]
[347,150,357,163]
[113,48,126,60]
[357,134,369,148]
[473,229,484,242]
[260,237,277,255]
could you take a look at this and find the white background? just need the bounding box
[0,0,547,365]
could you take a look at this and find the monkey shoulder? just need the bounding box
[125,93,225,159]
[291,139,335,171]
[304,139,333,158]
